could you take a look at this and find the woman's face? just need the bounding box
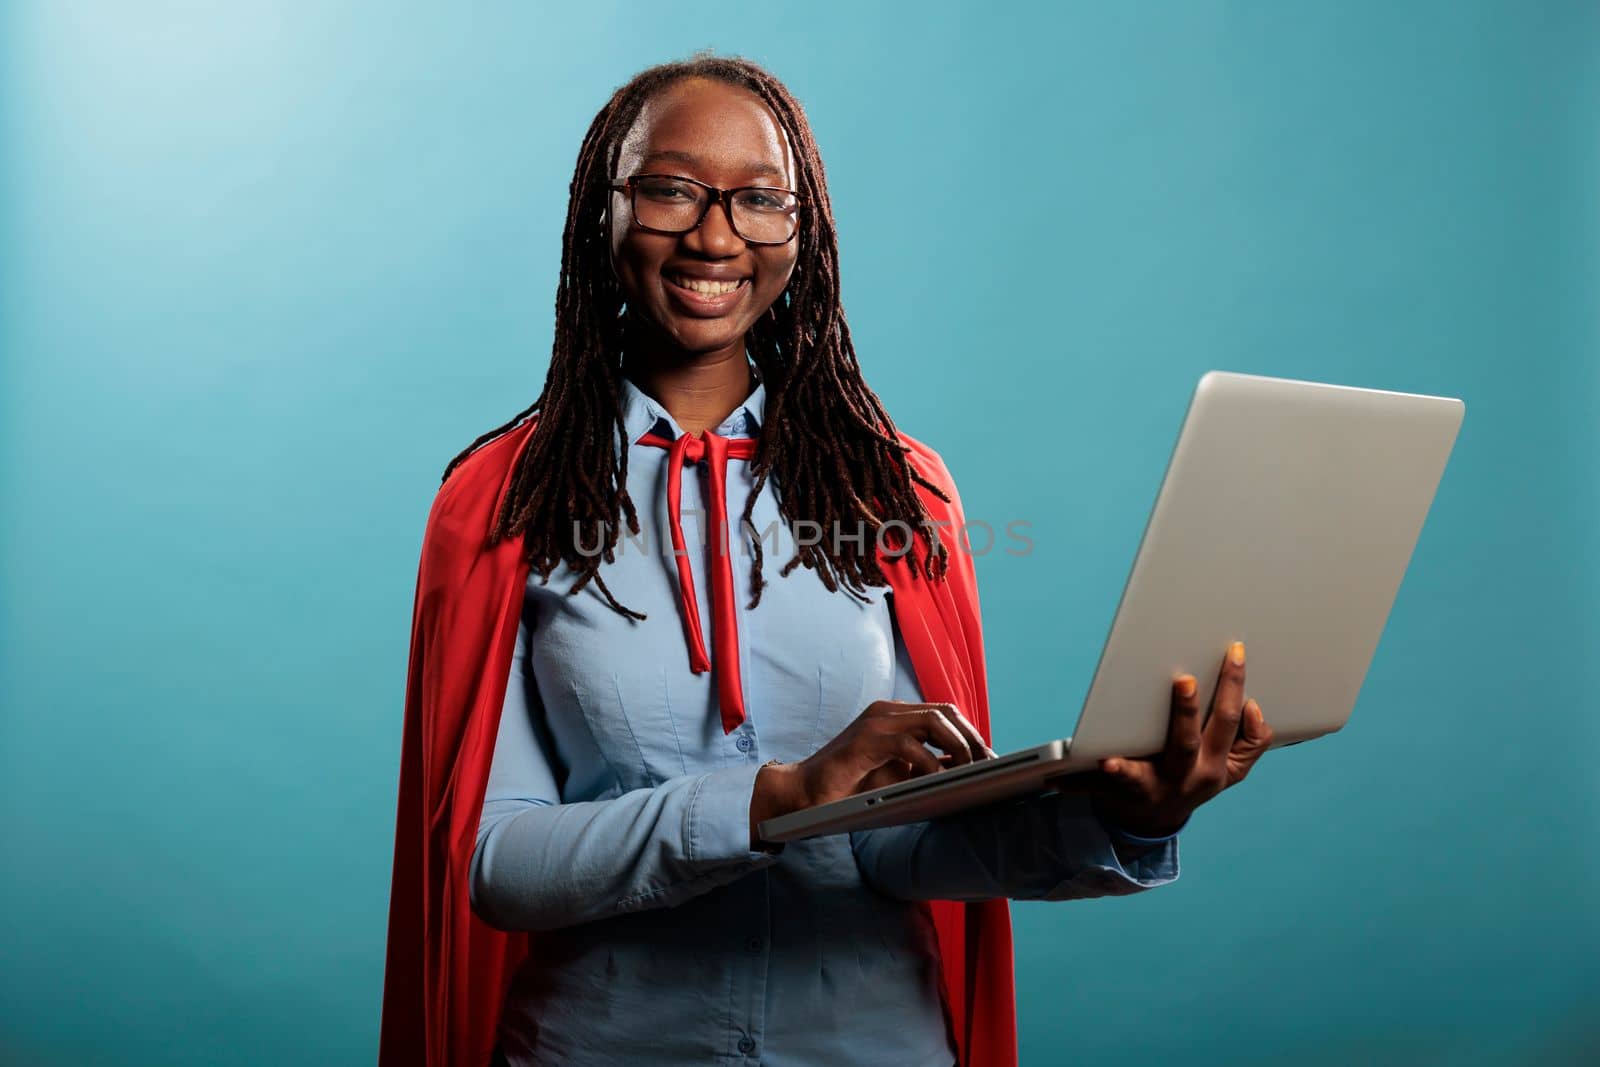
[609,77,801,358]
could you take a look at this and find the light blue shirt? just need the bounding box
[470,369,1179,1066]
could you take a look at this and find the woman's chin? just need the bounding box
[660,315,749,355]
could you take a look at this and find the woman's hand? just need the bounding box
[750,700,994,848]
[1075,641,1275,839]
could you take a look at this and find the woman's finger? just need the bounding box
[886,707,974,766]
[889,734,945,777]
[1235,696,1269,749]
[1200,642,1248,764]
[1161,674,1203,779]
[1226,699,1274,785]
[931,702,997,760]
[1099,756,1160,800]
[860,760,916,793]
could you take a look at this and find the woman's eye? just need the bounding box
[738,192,784,212]
[640,181,694,202]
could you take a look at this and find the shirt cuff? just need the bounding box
[1044,793,1181,897]
[685,761,786,868]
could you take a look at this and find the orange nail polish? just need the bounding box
[1229,641,1246,666]
[1176,676,1197,698]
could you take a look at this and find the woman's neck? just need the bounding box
[621,332,757,437]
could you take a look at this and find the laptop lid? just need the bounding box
[1064,370,1465,763]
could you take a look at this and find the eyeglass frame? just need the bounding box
[606,173,805,246]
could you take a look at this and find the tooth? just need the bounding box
[675,275,741,294]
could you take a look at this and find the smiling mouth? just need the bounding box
[665,273,750,296]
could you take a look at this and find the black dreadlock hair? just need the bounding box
[442,50,950,620]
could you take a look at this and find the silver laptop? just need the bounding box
[758,370,1465,843]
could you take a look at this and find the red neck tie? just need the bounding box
[638,428,756,734]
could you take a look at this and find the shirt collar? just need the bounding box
[618,368,766,445]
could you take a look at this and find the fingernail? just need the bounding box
[1229,641,1246,667]
[1176,675,1196,698]
[1104,759,1121,773]
[1246,699,1261,721]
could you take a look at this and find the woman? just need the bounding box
[379,53,1274,1067]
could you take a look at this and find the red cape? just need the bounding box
[379,416,1018,1067]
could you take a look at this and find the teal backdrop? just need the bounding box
[2,2,1595,1064]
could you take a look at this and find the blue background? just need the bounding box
[2,2,1595,1063]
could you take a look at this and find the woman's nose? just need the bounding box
[682,196,744,257]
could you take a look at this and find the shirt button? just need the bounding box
[735,735,753,752]
[745,936,762,953]
[738,1036,757,1056]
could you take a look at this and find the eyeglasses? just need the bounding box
[607,173,803,246]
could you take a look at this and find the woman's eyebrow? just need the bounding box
[641,149,787,182]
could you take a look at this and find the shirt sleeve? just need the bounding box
[848,605,1180,902]
[469,605,781,933]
